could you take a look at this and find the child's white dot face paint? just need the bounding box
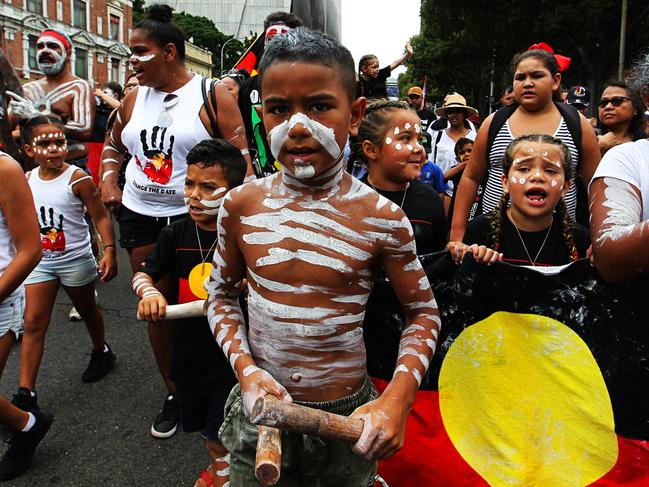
[414,123,421,133]
[551,180,557,187]
[395,143,402,151]
[511,175,517,183]
[519,177,526,184]
[406,144,414,151]
[404,122,412,129]
[130,53,155,63]
[393,127,400,135]
[385,137,392,145]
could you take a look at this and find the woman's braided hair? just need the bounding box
[489,134,579,262]
[351,99,411,165]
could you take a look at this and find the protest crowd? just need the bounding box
[0,4,648,486]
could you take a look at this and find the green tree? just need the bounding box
[406,0,649,115]
[131,4,246,77]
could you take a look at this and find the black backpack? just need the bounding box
[474,102,588,226]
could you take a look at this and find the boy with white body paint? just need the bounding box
[208,28,440,486]
[132,139,246,487]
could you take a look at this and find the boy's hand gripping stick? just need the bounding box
[135,300,206,321]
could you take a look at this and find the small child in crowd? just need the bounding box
[208,28,440,486]
[448,134,590,266]
[132,139,246,487]
[445,137,474,221]
[356,41,413,100]
[356,99,447,254]
[14,115,117,413]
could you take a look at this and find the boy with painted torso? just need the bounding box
[207,28,440,486]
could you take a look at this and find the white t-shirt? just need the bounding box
[592,139,649,221]
[428,125,477,196]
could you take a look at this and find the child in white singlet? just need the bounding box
[12,115,117,413]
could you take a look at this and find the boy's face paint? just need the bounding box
[501,141,570,225]
[261,61,365,185]
[184,164,230,229]
[26,124,68,169]
[371,110,424,184]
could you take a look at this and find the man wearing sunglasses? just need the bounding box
[407,86,436,154]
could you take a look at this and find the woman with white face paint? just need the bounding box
[99,4,252,440]
[590,52,649,284]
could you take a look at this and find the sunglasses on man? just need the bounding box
[599,96,631,108]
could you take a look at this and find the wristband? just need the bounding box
[240,148,249,156]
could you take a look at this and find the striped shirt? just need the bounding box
[479,119,579,219]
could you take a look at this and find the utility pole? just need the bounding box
[618,0,628,79]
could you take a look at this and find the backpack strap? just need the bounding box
[201,78,220,138]
[432,130,444,163]
[486,104,517,156]
[554,101,582,164]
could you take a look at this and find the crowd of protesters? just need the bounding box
[0,4,648,486]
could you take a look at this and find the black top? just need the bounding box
[464,211,591,266]
[356,66,391,100]
[417,108,436,154]
[139,217,236,385]
[361,177,447,254]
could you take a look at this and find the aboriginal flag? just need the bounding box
[364,254,649,486]
[234,34,264,75]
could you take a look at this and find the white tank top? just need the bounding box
[121,75,212,217]
[0,152,22,302]
[28,165,92,263]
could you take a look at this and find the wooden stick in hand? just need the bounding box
[250,395,364,443]
[255,425,282,485]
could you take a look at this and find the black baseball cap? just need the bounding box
[567,86,590,107]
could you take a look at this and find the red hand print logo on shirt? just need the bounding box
[39,206,65,253]
[135,126,175,185]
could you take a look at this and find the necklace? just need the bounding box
[157,93,179,128]
[368,177,410,208]
[195,222,218,273]
[510,213,553,266]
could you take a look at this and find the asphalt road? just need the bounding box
[0,244,206,487]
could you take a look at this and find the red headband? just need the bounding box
[528,42,571,73]
[39,30,72,53]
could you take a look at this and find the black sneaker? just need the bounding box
[11,388,39,413]
[151,394,178,439]
[0,410,53,480]
[81,344,116,383]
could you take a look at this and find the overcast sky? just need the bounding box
[340,0,422,77]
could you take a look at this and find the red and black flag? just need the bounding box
[234,34,264,75]
[365,254,649,486]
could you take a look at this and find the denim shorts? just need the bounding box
[0,293,24,338]
[25,252,98,287]
[219,376,378,486]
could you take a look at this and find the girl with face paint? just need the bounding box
[16,115,118,416]
[356,100,447,254]
[448,134,591,267]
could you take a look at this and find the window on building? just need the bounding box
[111,58,119,82]
[74,48,88,79]
[97,16,103,36]
[73,0,87,29]
[26,0,43,14]
[56,0,63,21]
[109,14,120,41]
[28,34,39,70]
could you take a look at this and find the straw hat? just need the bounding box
[435,93,478,117]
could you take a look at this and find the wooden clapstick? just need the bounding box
[250,395,364,442]
[255,426,282,485]
[136,300,206,321]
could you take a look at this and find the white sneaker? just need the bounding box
[69,307,82,321]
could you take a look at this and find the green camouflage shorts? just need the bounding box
[219,376,379,487]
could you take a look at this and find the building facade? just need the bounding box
[1,0,133,86]
[185,41,212,78]
[152,0,290,38]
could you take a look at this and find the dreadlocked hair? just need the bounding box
[351,99,412,165]
[489,133,579,261]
